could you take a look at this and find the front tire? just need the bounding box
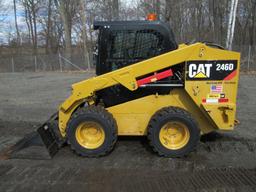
[147,107,200,158]
[67,106,117,157]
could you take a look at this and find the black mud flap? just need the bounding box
[2,124,59,160]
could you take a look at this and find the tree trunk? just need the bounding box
[226,0,239,50]
[46,0,52,54]
[112,0,119,20]
[32,2,37,55]
[13,0,20,46]
[24,8,31,44]
[153,0,160,16]
[249,0,256,47]
[59,0,72,69]
[28,9,35,48]
[80,0,90,70]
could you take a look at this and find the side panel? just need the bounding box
[107,89,216,136]
[185,47,240,130]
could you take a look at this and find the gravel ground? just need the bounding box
[0,72,256,192]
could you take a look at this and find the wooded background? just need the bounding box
[0,0,255,72]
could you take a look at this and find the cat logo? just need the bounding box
[188,63,212,78]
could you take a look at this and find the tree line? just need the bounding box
[0,0,255,67]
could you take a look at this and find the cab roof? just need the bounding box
[93,20,170,30]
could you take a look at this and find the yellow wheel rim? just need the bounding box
[75,121,105,149]
[159,121,190,150]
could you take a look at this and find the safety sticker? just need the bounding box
[202,98,229,104]
[203,98,218,104]
[207,94,221,99]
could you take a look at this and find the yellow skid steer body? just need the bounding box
[58,43,240,136]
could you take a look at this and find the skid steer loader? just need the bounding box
[3,18,240,159]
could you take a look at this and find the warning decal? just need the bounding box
[207,94,221,99]
[202,98,229,104]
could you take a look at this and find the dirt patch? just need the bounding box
[0,73,256,191]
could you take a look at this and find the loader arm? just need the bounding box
[60,43,199,111]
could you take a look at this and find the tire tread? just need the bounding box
[147,107,200,157]
[67,106,117,157]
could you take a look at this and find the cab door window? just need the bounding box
[107,29,164,71]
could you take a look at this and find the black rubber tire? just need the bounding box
[67,106,117,157]
[147,107,200,158]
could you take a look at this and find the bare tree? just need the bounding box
[79,0,90,70]
[21,0,40,54]
[249,0,256,47]
[112,0,119,20]
[13,0,20,45]
[226,0,239,49]
[45,0,53,54]
[55,0,79,65]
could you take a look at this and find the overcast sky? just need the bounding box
[0,0,137,44]
[0,0,25,44]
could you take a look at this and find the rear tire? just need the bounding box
[147,107,200,158]
[67,106,117,157]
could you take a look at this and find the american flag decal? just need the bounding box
[211,85,223,93]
